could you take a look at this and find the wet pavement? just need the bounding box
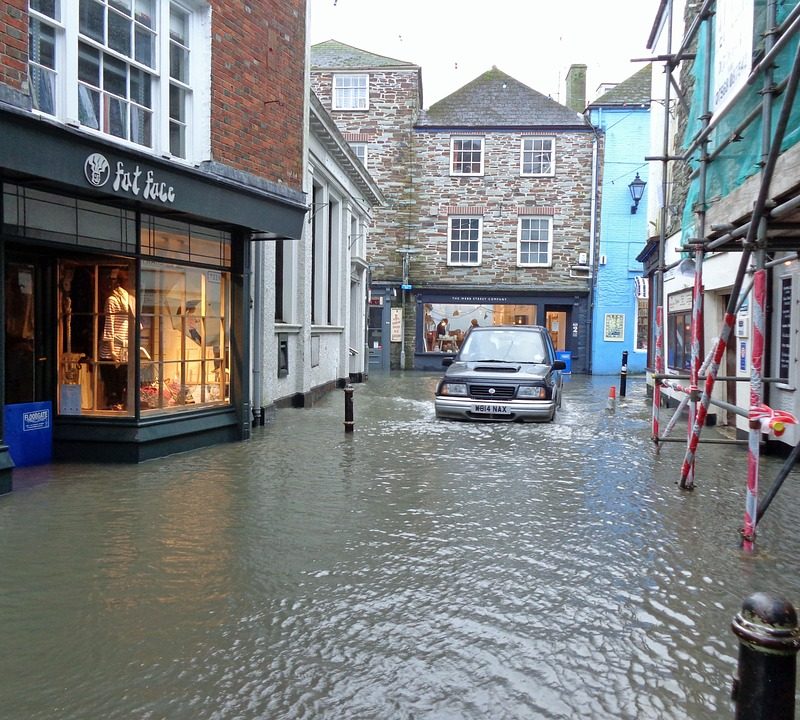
[1,372,799,719]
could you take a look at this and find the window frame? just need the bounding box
[332,73,369,111]
[447,216,483,266]
[517,216,553,267]
[635,297,649,352]
[667,310,693,371]
[27,0,208,162]
[520,136,555,176]
[349,142,367,167]
[450,136,484,176]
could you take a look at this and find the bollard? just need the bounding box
[731,592,800,720]
[619,350,628,397]
[343,384,355,433]
[606,385,616,411]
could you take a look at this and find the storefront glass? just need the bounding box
[56,259,230,416]
[421,302,538,353]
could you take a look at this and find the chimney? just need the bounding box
[565,64,587,112]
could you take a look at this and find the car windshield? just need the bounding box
[459,329,547,363]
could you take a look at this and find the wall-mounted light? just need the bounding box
[628,173,646,214]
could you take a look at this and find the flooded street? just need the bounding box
[1,373,800,719]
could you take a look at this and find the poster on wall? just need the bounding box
[390,307,403,342]
[604,313,625,342]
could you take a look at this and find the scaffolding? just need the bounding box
[647,0,800,550]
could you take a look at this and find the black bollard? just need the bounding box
[731,592,800,720]
[343,384,354,433]
[619,350,628,397]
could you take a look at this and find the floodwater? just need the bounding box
[1,373,799,720]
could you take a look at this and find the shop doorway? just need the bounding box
[367,299,389,370]
[5,257,52,405]
[545,308,569,351]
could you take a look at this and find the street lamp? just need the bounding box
[396,247,421,368]
[628,173,646,214]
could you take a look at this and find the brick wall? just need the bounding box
[0,0,27,93]
[210,0,306,187]
[311,69,421,280]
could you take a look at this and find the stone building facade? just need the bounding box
[309,41,422,370]
[311,42,599,372]
[410,68,597,372]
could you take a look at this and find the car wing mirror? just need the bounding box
[442,357,454,367]
[552,360,567,371]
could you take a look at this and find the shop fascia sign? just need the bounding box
[84,152,176,204]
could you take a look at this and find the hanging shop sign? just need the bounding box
[84,153,176,204]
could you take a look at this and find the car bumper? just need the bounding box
[434,396,556,422]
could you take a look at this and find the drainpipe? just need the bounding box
[251,239,264,425]
[586,111,601,375]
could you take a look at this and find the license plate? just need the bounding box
[472,403,510,414]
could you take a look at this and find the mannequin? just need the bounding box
[99,267,134,410]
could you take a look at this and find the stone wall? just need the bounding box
[411,130,596,290]
[311,69,421,282]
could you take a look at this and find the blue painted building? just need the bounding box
[587,66,652,375]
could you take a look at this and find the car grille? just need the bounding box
[469,384,516,400]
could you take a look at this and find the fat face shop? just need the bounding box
[0,110,305,484]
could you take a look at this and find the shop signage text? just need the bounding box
[84,153,176,204]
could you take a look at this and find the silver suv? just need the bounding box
[434,325,566,422]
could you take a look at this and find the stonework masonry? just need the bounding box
[311,69,421,282]
[412,130,596,290]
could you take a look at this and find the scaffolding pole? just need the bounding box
[650,0,800,548]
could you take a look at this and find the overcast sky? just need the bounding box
[308,0,660,108]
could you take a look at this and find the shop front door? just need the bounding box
[5,257,52,405]
[367,301,389,371]
[545,308,570,352]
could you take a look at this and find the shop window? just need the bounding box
[139,261,230,412]
[635,298,649,352]
[57,258,230,416]
[421,302,537,353]
[3,184,137,252]
[140,214,231,265]
[667,311,693,371]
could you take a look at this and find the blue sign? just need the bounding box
[400,284,412,290]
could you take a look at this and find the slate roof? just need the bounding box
[310,40,419,70]
[588,64,652,107]
[416,67,586,129]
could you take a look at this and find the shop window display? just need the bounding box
[421,303,538,352]
[57,259,230,416]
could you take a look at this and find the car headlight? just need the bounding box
[440,382,468,396]
[517,385,546,399]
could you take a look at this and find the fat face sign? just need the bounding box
[84,153,176,204]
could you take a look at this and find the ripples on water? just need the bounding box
[1,373,799,719]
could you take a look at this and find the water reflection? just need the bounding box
[1,374,799,719]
